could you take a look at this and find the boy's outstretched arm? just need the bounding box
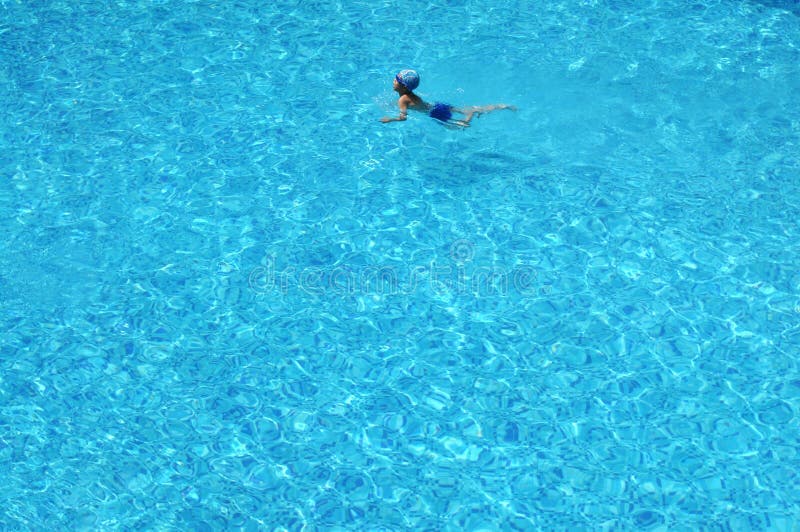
[380,98,409,123]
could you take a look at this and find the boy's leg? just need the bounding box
[450,107,477,126]
[454,104,516,120]
[448,104,516,128]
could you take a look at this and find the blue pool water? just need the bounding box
[2,0,800,529]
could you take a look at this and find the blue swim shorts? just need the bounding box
[429,103,453,122]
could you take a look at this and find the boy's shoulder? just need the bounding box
[399,93,424,106]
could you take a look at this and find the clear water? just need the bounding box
[2,0,799,529]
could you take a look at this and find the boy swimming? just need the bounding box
[380,69,516,128]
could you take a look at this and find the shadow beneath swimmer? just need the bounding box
[418,150,544,187]
[749,0,800,15]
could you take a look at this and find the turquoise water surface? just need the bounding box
[2,0,800,529]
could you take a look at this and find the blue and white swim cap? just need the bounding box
[395,69,420,91]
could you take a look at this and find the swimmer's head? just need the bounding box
[395,69,420,92]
